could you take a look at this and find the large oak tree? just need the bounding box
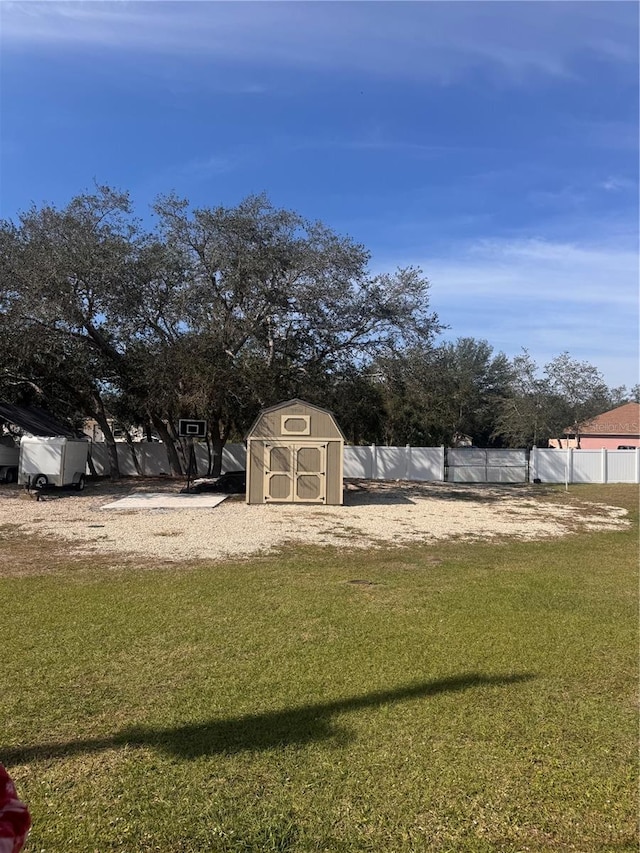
[0,187,443,475]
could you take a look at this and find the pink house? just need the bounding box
[563,402,640,449]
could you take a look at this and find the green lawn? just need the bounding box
[2,485,638,852]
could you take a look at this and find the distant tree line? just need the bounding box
[0,185,636,478]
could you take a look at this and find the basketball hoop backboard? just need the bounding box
[178,419,207,438]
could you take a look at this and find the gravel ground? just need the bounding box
[0,478,630,564]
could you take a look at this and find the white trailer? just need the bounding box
[0,438,19,483]
[19,436,89,491]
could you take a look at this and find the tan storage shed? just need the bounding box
[246,399,345,505]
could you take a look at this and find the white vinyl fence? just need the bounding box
[343,445,445,481]
[88,442,246,478]
[530,447,640,484]
[447,448,528,483]
[87,442,640,484]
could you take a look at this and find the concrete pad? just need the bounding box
[101,492,229,510]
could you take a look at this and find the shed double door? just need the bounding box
[264,442,327,503]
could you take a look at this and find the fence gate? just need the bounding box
[264,442,327,502]
[447,448,528,483]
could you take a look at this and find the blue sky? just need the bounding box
[1,1,638,388]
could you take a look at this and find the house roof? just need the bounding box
[0,401,78,437]
[569,402,640,436]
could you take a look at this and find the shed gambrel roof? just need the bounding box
[568,402,640,436]
[246,398,346,440]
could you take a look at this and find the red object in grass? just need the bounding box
[0,765,30,853]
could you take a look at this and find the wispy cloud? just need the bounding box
[179,154,236,179]
[426,236,638,306]
[527,175,637,208]
[526,186,588,210]
[569,119,639,152]
[272,130,481,157]
[599,176,637,192]
[2,1,637,85]
[140,151,244,199]
[382,234,639,386]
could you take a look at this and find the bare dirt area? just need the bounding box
[0,477,631,566]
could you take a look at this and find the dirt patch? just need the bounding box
[0,478,631,567]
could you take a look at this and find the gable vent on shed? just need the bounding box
[281,415,310,435]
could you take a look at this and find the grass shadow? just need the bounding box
[3,672,534,764]
[345,481,560,506]
[344,490,417,506]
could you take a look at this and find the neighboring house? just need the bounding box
[550,402,640,449]
[451,431,473,447]
[83,419,146,442]
[548,437,578,449]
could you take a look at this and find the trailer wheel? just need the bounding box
[32,473,48,490]
[75,475,86,491]
[5,467,17,484]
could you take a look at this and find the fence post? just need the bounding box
[370,443,377,480]
[565,447,573,488]
[636,448,640,485]
[440,446,446,482]
[530,446,537,482]
[601,448,607,484]
[405,444,411,480]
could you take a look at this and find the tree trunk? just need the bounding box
[151,414,183,476]
[122,425,143,476]
[167,420,189,474]
[91,394,120,479]
[210,419,224,477]
[86,448,98,478]
[205,435,213,476]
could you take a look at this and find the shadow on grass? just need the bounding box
[345,490,417,505]
[3,672,533,765]
[344,481,558,506]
